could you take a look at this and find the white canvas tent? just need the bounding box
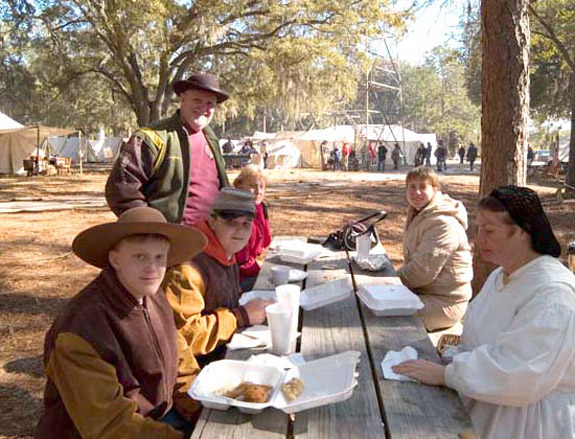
[0,119,75,174]
[47,137,100,163]
[263,140,302,169]
[90,137,123,162]
[0,111,24,130]
[558,135,570,163]
[249,124,437,168]
[356,124,437,165]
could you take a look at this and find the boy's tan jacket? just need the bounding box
[164,221,249,366]
[398,191,473,304]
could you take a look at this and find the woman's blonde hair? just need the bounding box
[233,164,267,188]
[405,166,439,188]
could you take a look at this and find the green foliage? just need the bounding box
[1,0,406,132]
[401,47,480,145]
[529,0,575,121]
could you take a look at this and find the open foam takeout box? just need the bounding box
[189,351,360,414]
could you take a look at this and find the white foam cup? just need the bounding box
[275,284,300,351]
[356,233,371,260]
[271,265,290,286]
[265,303,293,355]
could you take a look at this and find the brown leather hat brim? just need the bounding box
[72,222,207,269]
[173,80,229,103]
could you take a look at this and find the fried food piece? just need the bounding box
[281,378,304,402]
[223,381,272,403]
[242,385,272,403]
[223,381,253,398]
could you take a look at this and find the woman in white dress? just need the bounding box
[393,185,575,439]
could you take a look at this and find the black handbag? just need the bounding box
[323,211,387,251]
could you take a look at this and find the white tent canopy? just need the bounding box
[263,140,301,169]
[47,137,99,163]
[0,111,24,130]
[249,124,437,168]
[558,136,570,163]
[355,124,437,165]
[0,123,74,174]
[90,137,123,162]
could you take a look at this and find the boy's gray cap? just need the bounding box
[211,187,256,215]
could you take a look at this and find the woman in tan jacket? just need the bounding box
[398,167,473,331]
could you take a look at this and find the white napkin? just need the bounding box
[227,326,302,351]
[381,346,418,381]
[227,325,271,350]
[227,333,267,350]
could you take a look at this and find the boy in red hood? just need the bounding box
[163,188,272,368]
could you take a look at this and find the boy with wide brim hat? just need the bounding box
[36,206,207,439]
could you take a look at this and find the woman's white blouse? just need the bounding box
[445,255,575,439]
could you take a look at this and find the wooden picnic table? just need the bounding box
[191,238,473,439]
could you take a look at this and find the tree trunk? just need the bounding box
[567,71,575,190]
[472,0,530,294]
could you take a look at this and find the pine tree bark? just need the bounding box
[472,0,530,294]
[567,71,575,190]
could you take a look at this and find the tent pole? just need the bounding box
[78,130,83,175]
[36,126,40,174]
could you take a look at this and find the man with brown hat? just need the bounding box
[106,73,230,225]
[163,188,272,369]
[35,207,207,439]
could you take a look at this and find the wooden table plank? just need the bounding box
[294,253,386,439]
[353,274,473,439]
[192,238,307,439]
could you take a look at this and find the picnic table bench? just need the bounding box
[191,237,473,439]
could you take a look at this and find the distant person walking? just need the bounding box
[321,140,330,170]
[377,143,388,172]
[415,143,426,167]
[391,143,402,170]
[342,143,351,171]
[458,145,466,164]
[527,146,535,167]
[332,145,341,171]
[467,142,478,171]
[435,140,447,172]
[425,142,432,166]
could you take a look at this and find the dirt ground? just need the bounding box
[1,164,573,438]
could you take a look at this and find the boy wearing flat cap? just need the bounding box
[164,188,272,368]
[35,207,207,439]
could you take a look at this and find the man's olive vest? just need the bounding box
[135,112,228,223]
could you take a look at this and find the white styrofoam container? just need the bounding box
[238,290,277,306]
[188,360,284,414]
[189,351,361,414]
[289,267,308,282]
[277,242,324,265]
[357,284,424,316]
[274,351,360,414]
[300,277,353,311]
